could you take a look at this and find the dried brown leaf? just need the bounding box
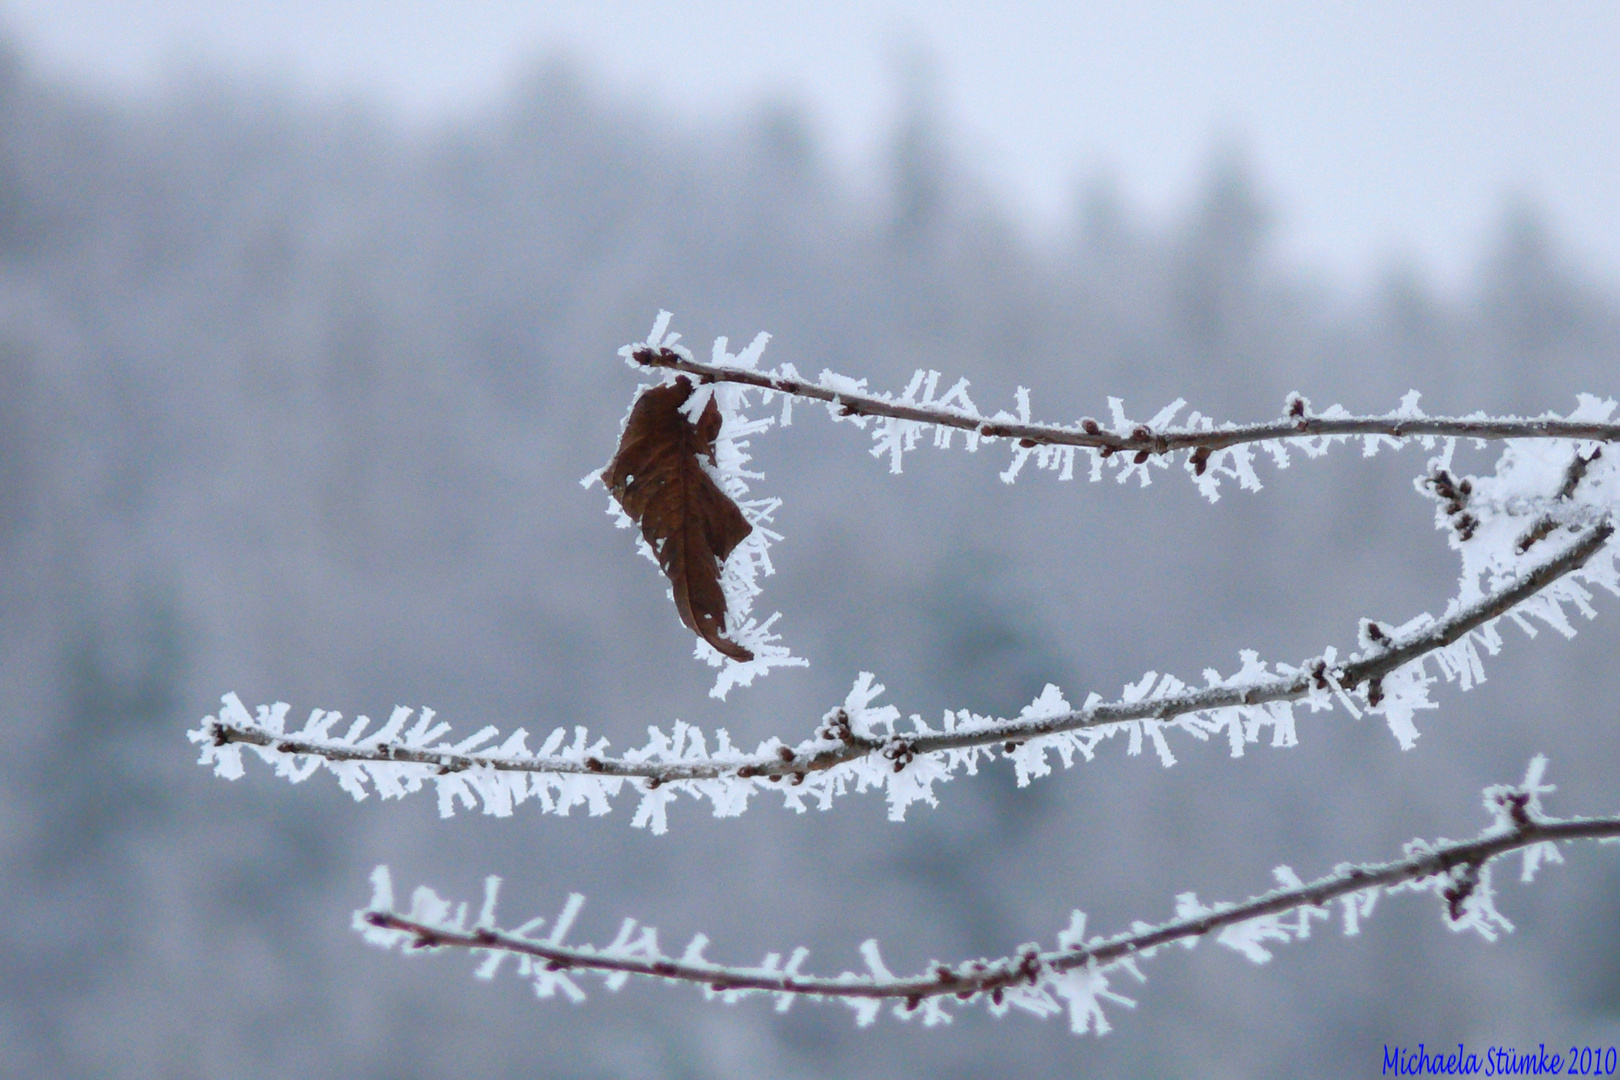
[607,378,754,661]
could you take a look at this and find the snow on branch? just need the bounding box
[628,323,1620,500]
[191,520,1615,832]
[353,758,1620,1035]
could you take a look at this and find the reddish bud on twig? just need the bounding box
[1496,791,1534,830]
[1442,864,1481,923]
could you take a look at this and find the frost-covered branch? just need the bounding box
[354,758,1620,1034]
[628,330,1620,501]
[589,316,1618,703]
[635,344,1620,460]
[191,520,1614,831]
[186,309,1620,1041]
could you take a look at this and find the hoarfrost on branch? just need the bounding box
[192,314,1620,1035]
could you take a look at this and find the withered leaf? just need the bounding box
[607,378,754,661]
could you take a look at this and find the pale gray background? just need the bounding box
[4,0,1619,290]
[1,4,1617,1078]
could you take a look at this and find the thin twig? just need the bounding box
[364,814,1620,1003]
[204,522,1613,787]
[632,347,1620,455]
[1516,447,1605,555]
[910,523,1612,756]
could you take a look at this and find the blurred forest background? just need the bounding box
[1,26,1618,1079]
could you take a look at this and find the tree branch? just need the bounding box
[937,518,1613,755]
[199,524,1613,780]
[633,346,1620,458]
[358,803,1620,1015]
[193,523,1614,825]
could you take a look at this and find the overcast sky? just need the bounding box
[3,0,1617,294]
